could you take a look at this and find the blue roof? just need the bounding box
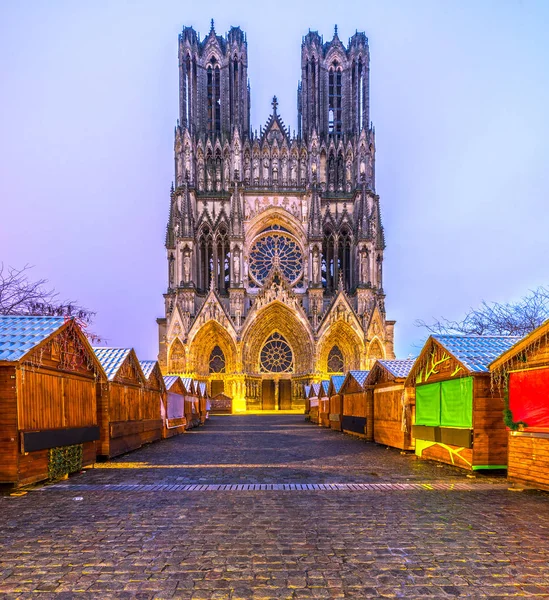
[432,335,522,373]
[377,359,416,379]
[330,375,346,394]
[349,370,370,388]
[93,347,132,381]
[163,375,181,390]
[304,384,311,397]
[320,380,330,396]
[139,360,158,380]
[311,383,321,397]
[0,315,67,362]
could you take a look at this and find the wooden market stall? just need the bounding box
[182,377,201,429]
[327,375,346,432]
[365,359,416,450]
[197,381,209,423]
[162,376,187,438]
[0,316,106,488]
[405,335,520,471]
[308,383,321,424]
[303,384,311,417]
[490,321,549,491]
[339,370,372,440]
[93,347,162,459]
[139,360,167,444]
[318,380,331,428]
[210,392,233,414]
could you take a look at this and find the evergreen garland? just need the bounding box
[48,444,83,481]
[502,382,527,431]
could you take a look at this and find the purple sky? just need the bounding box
[1,0,548,361]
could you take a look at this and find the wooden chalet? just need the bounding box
[365,359,416,450]
[197,381,208,423]
[339,370,371,439]
[0,316,106,488]
[162,376,187,438]
[182,377,200,429]
[93,347,162,459]
[303,384,311,417]
[318,380,331,428]
[139,360,167,444]
[210,392,232,414]
[406,335,520,471]
[490,321,549,491]
[308,383,321,424]
[327,375,346,431]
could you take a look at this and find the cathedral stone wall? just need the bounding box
[158,22,395,411]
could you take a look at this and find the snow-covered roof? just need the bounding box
[433,335,522,373]
[93,347,133,381]
[0,315,66,361]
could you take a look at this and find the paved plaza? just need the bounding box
[2,415,549,598]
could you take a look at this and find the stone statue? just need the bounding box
[182,250,191,283]
[233,250,241,284]
[360,250,369,283]
[263,157,270,182]
[312,248,320,283]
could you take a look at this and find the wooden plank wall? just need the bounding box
[508,434,549,491]
[343,390,373,440]
[472,375,507,467]
[0,366,18,483]
[329,394,342,431]
[374,385,409,450]
[19,370,95,431]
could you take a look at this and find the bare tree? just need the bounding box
[0,264,103,342]
[416,286,549,337]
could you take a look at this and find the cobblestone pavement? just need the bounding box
[2,415,549,598]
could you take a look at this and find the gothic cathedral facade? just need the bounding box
[157,22,395,411]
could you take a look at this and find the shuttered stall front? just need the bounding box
[365,359,416,450]
[490,322,549,491]
[198,381,208,423]
[327,375,345,432]
[319,380,331,428]
[0,316,105,488]
[407,335,520,471]
[182,378,200,429]
[303,384,311,418]
[162,376,187,438]
[307,383,321,424]
[139,360,165,445]
[340,371,371,440]
[93,347,153,459]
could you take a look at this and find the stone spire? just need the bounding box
[179,180,194,239]
[308,180,322,239]
[230,182,244,237]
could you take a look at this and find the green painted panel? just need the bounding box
[415,382,441,426]
[440,377,473,428]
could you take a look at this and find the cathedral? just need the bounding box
[157,22,395,411]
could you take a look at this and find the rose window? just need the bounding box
[260,332,294,373]
[249,230,303,286]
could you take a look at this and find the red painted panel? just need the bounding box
[509,368,549,430]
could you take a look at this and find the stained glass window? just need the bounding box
[209,346,226,373]
[260,332,294,373]
[327,345,344,373]
[249,231,303,286]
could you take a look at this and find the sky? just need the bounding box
[1,0,549,361]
